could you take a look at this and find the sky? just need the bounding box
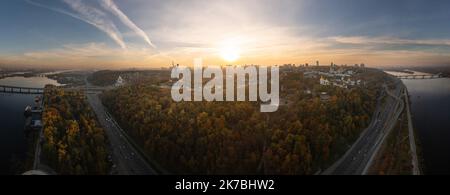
[1,0,450,69]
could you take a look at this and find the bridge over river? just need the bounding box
[395,74,443,79]
[0,85,44,94]
[0,85,107,94]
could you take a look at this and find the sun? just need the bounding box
[220,45,240,62]
[219,39,241,62]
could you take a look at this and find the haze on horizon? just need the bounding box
[1,0,450,69]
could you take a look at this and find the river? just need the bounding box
[0,76,60,174]
[386,71,450,174]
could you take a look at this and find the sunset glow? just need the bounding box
[0,0,450,69]
[219,39,241,62]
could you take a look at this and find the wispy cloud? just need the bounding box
[26,0,127,49]
[331,36,450,47]
[26,0,155,49]
[61,0,127,49]
[1,42,165,69]
[100,0,156,48]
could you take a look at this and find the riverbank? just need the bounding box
[385,70,450,174]
[0,75,61,174]
[404,89,421,175]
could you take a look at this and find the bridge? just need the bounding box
[0,85,107,94]
[0,85,44,94]
[395,73,443,79]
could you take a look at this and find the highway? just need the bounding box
[323,81,405,175]
[83,76,156,175]
[87,93,157,175]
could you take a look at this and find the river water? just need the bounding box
[403,78,450,174]
[0,76,60,174]
[386,71,450,174]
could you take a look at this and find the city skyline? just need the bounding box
[1,0,450,69]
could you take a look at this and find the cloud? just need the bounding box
[100,0,156,48]
[26,0,156,49]
[62,0,127,49]
[26,0,127,49]
[331,36,450,47]
[1,42,166,69]
[25,0,156,49]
